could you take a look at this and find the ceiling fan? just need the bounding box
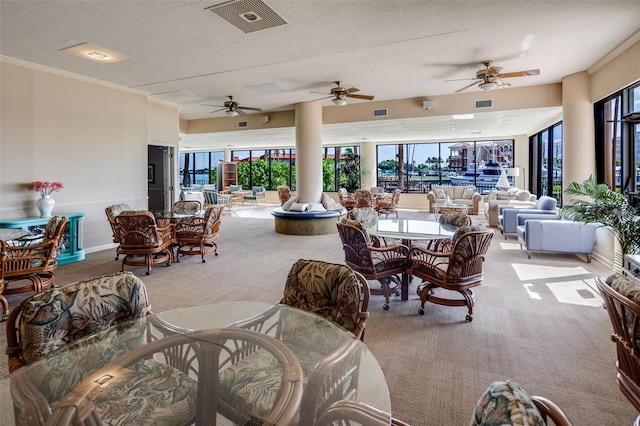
[445,61,540,93]
[312,81,374,105]
[203,96,262,117]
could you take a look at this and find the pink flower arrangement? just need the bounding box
[33,181,64,196]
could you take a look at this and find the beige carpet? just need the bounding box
[1,205,637,425]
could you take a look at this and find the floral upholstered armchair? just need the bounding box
[6,272,198,426]
[280,258,370,340]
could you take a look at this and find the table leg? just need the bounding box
[401,237,411,300]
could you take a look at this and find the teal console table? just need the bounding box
[0,213,85,265]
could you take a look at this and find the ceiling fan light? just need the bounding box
[333,98,347,106]
[225,110,238,117]
[479,81,498,91]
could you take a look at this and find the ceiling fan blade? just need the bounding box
[236,109,247,116]
[455,80,481,93]
[444,77,479,82]
[500,69,540,78]
[347,93,374,100]
[346,87,360,94]
[202,104,225,107]
[238,106,262,112]
[310,95,333,102]
[209,108,226,113]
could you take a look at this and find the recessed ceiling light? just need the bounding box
[452,114,474,120]
[60,42,131,64]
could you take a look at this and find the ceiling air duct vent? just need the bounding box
[474,99,493,109]
[238,121,248,128]
[373,108,388,117]
[206,0,288,34]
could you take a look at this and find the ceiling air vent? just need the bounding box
[238,121,248,128]
[373,108,388,117]
[474,99,493,109]
[206,0,288,34]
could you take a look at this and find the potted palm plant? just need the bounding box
[561,175,640,261]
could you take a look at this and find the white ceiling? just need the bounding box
[2,0,639,150]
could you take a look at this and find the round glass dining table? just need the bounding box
[1,302,391,425]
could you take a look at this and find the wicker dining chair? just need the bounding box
[105,203,131,260]
[595,274,640,425]
[6,272,202,426]
[277,185,295,206]
[338,188,357,211]
[114,210,175,275]
[336,219,408,310]
[376,189,402,218]
[1,216,68,301]
[280,259,370,341]
[354,189,374,208]
[408,225,493,321]
[175,205,223,262]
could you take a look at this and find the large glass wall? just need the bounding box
[376,140,514,193]
[179,145,359,192]
[529,122,563,204]
[179,151,224,187]
[596,81,640,204]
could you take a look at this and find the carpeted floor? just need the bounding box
[1,205,637,425]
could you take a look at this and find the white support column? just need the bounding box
[562,71,595,201]
[224,148,232,162]
[295,101,323,203]
[360,141,377,190]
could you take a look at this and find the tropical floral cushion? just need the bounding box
[471,380,545,426]
[18,272,150,365]
[606,273,640,348]
[280,259,363,336]
[27,320,148,403]
[89,359,196,426]
[340,217,372,244]
[439,211,469,230]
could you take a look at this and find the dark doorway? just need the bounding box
[148,145,173,211]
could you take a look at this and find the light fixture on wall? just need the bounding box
[478,81,498,91]
[225,110,239,117]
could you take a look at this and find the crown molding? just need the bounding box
[1,55,146,96]
[588,28,640,74]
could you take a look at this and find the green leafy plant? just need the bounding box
[561,175,640,256]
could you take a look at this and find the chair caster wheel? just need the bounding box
[145,271,150,275]
[418,308,425,315]
[115,256,119,261]
[383,304,390,310]
[466,315,472,322]
[395,291,400,297]
[215,252,219,256]
[202,259,206,263]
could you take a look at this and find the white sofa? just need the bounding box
[484,188,537,227]
[426,185,482,214]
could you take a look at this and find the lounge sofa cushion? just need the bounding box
[427,185,482,214]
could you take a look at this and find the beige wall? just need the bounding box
[591,38,640,102]
[0,61,180,252]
